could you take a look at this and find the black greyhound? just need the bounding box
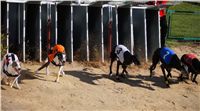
[181,53,200,84]
[109,45,140,79]
[149,47,187,87]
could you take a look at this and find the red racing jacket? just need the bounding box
[147,0,167,17]
[182,53,197,66]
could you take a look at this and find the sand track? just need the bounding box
[1,45,200,111]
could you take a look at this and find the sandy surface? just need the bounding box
[1,44,200,111]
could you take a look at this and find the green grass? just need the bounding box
[167,2,200,38]
[166,39,194,48]
[168,2,200,11]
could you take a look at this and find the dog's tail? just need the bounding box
[110,45,117,58]
[152,48,161,65]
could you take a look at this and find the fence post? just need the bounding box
[70,4,74,62]
[55,3,58,44]
[115,5,118,45]
[23,3,26,62]
[130,7,134,55]
[101,6,104,62]
[86,6,89,61]
[6,3,9,54]
[39,3,42,62]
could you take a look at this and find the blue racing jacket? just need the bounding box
[160,47,175,64]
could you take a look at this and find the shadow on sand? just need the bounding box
[1,69,56,89]
[1,69,182,90]
[133,74,180,88]
[1,69,37,89]
[64,69,184,90]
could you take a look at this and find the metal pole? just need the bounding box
[23,3,26,62]
[101,7,104,62]
[115,6,118,45]
[70,5,73,62]
[158,11,161,48]
[47,4,48,23]
[6,3,9,53]
[130,7,134,54]
[108,6,112,55]
[144,9,148,62]
[49,4,51,20]
[47,4,51,52]
[86,6,89,61]
[55,3,58,44]
[39,4,42,62]
[18,4,20,44]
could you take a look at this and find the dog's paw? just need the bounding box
[55,79,59,83]
[192,80,198,84]
[34,70,39,75]
[150,73,153,77]
[109,73,113,77]
[10,85,21,89]
[126,73,129,77]
[120,74,127,78]
[165,80,170,87]
[61,72,66,77]
[16,86,21,89]
[150,71,155,77]
[116,75,120,80]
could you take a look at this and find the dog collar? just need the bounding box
[3,68,19,77]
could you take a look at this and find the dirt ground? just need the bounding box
[1,44,200,111]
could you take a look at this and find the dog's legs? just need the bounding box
[124,70,128,75]
[149,49,160,77]
[191,73,194,81]
[150,59,160,77]
[55,73,60,82]
[46,66,49,75]
[116,61,120,79]
[11,75,21,89]
[192,74,198,84]
[109,58,115,77]
[121,65,128,78]
[166,68,172,78]
[61,66,65,76]
[59,66,65,76]
[10,78,16,88]
[150,64,157,77]
[109,49,117,77]
[160,64,170,87]
[55,66,63,82]
[15,76,21,89]
[1,73,9,85]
